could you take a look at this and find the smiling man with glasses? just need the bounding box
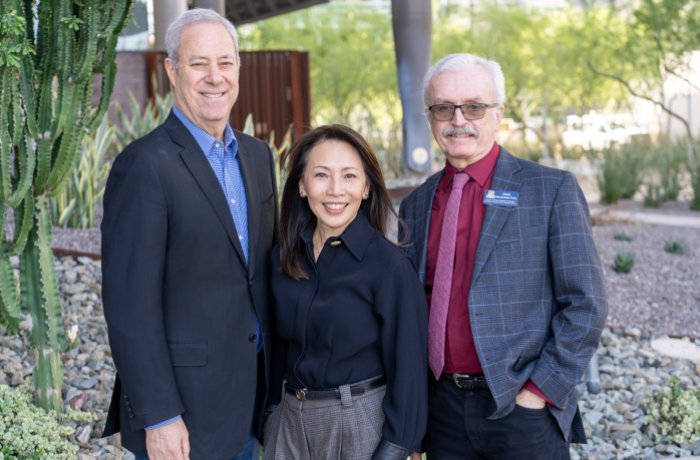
[399,53,607,459]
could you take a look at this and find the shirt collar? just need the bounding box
[172,105,238,157]
[441,142,500,190]
[300,211,373,262]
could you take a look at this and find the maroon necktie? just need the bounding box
[429,172,470,379]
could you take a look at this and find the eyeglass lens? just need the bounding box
[430,103,489,121]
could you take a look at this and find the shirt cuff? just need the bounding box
[524,380,556,408]
[145,415,181,430]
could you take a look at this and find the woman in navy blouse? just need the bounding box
[263,124,428,460]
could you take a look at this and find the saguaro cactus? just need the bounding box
[0,0,133,412]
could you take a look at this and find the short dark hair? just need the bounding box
[278,124,396,280]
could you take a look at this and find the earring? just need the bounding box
[300,190,306,198]
[363,192,369,199]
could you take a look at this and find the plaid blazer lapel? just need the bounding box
[472,149,523,283]
[415,172,443,283]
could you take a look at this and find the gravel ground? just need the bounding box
[0,203,699,459]
[594,222,700,339]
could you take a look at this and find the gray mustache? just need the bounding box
[443,126,478,137]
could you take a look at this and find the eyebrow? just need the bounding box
[187,54,236,62]
[311,165,360,171]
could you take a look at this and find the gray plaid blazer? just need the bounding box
[398,147,607,442]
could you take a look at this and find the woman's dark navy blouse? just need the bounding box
[269,212,428,451]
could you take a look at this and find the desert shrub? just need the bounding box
[612,251,634,274]
[664,240,684,255]
[641,138,686,208]
[644,377,700,445]
[0,384,77,459]
[613,231,632,242]
[595,142,645,204]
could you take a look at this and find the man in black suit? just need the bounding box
[102,8,278,460]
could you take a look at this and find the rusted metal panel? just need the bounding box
[231,50,311,142]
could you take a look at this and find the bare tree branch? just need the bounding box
[587,60,696,159]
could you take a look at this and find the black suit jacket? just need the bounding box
[101,112,278,459]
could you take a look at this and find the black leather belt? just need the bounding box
[286,376,385,401]
[444,373,489,391]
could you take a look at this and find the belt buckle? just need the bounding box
[295,388,307,401]
[451,373,473,390]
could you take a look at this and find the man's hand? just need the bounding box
[145,417,190,460]
[409,452,423,459]
[515,387,546,409]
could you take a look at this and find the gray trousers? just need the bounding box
[263,380,386,460]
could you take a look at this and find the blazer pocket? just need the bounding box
[168,342,207,367]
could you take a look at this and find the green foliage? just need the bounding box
[240,0,699,179]
[586,0,700,204]
[613,231,632,242]
[49,114,113,228]
[641,137,687,208]
[0,10,34,68]
[595,143,645,204]
[645,377,700,445]
[690,139,700,211]
[0,384,77,459]
[48,88,172,229]
[612,251,635,274]
[242,114,292,199]
[112,89,173,159]
[664,240,685,255]
[0,0,134,412]
[435,3,628,155]
[239,2,403,177]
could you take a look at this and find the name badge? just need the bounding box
[483,190,519,207]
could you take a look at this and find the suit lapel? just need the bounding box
[416,172,443,283]
[236,135,258,279]
[165,114,247,266]
[472,148,522,282]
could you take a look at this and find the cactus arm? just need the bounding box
[0,244,21,332]
[17,196,64,414]
[0,202,20,331]
[45,104,81,193]
[88,0,134,128]
[35,196,64,351]
[0,69,13,201]
[11,192,35,256]
[72,2,97,84]
[4,129,36,208]
[33,81,55,192]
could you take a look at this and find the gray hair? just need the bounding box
[165,8,240,70]
[422,53,506,106]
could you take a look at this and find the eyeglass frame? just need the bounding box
[426,102,500,121]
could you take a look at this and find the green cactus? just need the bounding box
[0,0,133,412]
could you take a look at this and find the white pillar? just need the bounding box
[153,0,188,52]
[193,0,225,15]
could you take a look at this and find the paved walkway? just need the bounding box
[589,201,700,229]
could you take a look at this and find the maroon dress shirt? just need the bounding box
[425,143,551,404]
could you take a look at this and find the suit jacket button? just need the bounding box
[248,334,257,343]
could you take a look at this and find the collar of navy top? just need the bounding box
[300,210,373,262]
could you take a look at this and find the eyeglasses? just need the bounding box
[427,102,499,121]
